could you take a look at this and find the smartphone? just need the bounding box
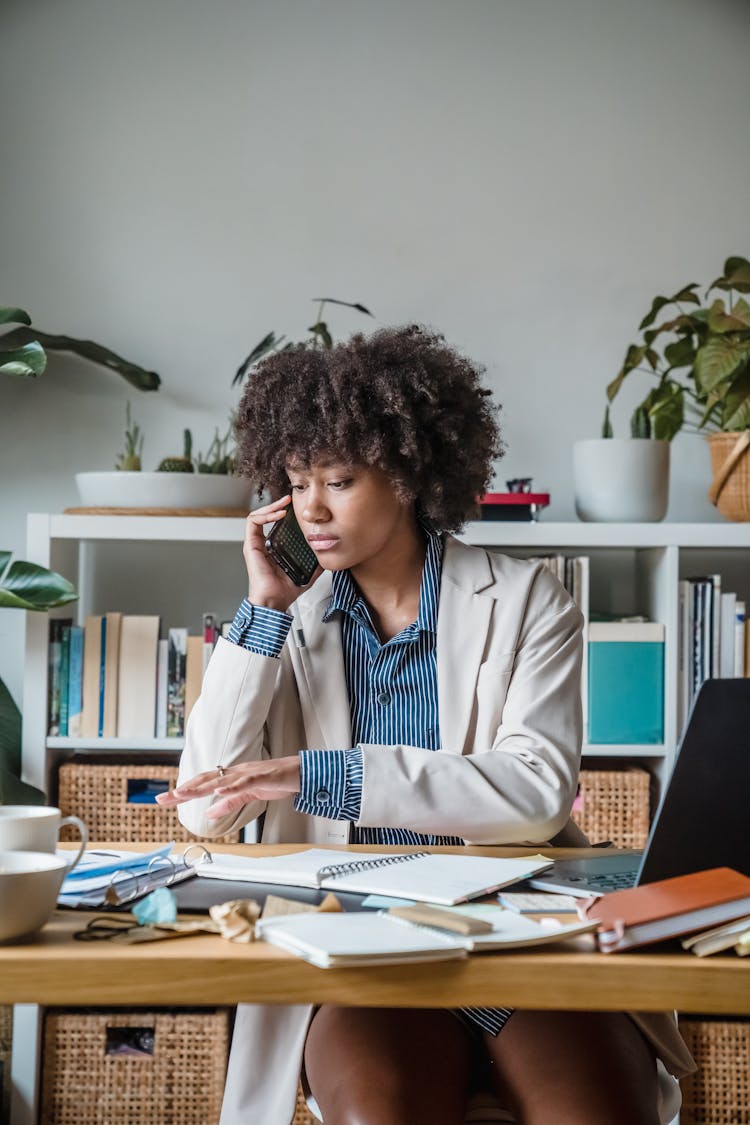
[264,505,319,586]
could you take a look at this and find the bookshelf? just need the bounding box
[22,512,750,797]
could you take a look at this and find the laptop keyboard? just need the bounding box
[574,870,637,891]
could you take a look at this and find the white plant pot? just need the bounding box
[573,439,670,522]
[75,471,255,511]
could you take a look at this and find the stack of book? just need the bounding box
[678,576,748,732]
[47,612,222,740]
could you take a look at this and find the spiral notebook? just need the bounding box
[195,848,553,906]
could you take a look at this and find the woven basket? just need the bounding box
[294,1084,317,1125]
[679,1018,750,1124]
[57,762,239,844]
[707,431,750,521]
[41,1009,230,1124]
[0,1004,12,1124]
[571,768,651,849]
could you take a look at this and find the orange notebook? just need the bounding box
[580,867,750,953]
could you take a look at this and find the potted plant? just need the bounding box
[574,255,750,522]
[0,552,77,804]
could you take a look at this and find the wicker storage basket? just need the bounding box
[57,762,239,843]
[0,1004,12,1124]
[571,768,651,848]
[41,1009,230,1125]
[679,1017,750,1124]
[707,431,750,522]
[294,1084,317,1125]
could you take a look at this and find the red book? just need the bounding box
[580,867,750,953]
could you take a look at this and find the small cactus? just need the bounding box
[115,402,143,471]
[157,428,194,472]
[195,421,236,475]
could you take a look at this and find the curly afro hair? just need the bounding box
[234,324,504,532]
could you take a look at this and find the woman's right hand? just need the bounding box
[243,495,310,613]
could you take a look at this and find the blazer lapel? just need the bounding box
[295,579,353,751]
[437,537,495,755]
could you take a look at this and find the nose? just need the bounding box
[300,486,330,524]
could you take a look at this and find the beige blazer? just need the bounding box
[178,537,694,1124]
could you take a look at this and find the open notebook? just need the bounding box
[195,848,553,906]
[255,908,597,966]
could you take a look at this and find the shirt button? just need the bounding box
[316,788,331,803]
[377,691,392,706]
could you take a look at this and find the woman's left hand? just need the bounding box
[155,757,301,820]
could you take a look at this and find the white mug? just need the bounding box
[0,806,87,869]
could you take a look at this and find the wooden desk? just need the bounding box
[2,844,749,1015]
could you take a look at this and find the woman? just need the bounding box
[158,326,693,1125]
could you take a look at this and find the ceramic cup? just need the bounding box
[0,805,87,866]
[0,849,84,942]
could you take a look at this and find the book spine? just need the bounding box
[166,627,188,737]
[735,600,746,679]
[155,638,169,739]
[47,619,64,736]
[202,612,217,676]
[719,592,737,678]
[58,624,71,737]
[97,617,107,738]
[67,625,84,737]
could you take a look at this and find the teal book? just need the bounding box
[67,625,84,737]
[58,625,71,736]
[588,622,665,744]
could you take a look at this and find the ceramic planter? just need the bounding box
[573,439,670,522]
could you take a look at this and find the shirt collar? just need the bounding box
[322,528,444,634]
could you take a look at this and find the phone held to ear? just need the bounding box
[265,506,319,586]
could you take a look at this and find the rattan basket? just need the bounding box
[571,768,651,848]
[679,1017,750,1124]
[41,1009,230,1125]
[294,1083,317,1125]
[57,762,239,843]
[0,1004,12,1124]
[707,431,750,522]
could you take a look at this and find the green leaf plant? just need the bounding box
[603,256,750,440]
[232,297,374,387]
[1,306,161,392]
[0,551,78,804]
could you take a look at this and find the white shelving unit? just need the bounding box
[13,512,750,1125]
[22,513,750,794]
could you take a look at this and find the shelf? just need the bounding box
[583,743,666,758]
[32,512,750,548]
[46,737,184,752]
[460,522,750,549]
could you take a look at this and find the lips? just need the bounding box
[307,536,339,550]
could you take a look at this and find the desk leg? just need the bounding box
[10,1005,41,1125]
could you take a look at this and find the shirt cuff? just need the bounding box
[225,598,293,657]
[294,748,363,821]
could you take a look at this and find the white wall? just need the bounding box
[2,0,749,705]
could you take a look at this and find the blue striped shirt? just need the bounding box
[228,531,511,1035]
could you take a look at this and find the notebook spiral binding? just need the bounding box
[316,851,430,883]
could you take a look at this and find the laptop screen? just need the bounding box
[637,679,750,884]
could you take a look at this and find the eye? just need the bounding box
[288,482,307,493]
[327,478,352,490]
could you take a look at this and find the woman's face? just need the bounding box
[287,460,417,573]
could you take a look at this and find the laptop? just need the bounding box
[527,678,750,897]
